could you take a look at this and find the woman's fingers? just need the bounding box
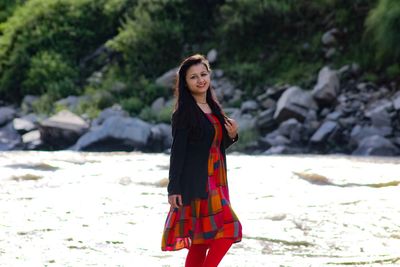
[168,194,182,209]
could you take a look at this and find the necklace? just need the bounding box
[196,101,207,105]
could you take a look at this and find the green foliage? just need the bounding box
[121,96,144,114]
[31,94,54,115]
[365,0,400,64]
[22,51,78,98]
[0,0,130,101]
[0,0,25,23]
[138,104,172,124]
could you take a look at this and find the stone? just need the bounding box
[148,123,172,152]
[72,116,152,151]
[155,67,178,88]
[392,91,400,110]
[207,49,218,63]
[151,97,166,114]
[321,28,339,46]
[274,86,318,123]
[0,107,16,126]
[241,100,259,113]
[352,135,399,156]
[312,66,340,106]
[256,109,277,132]
[22,130,43,150]
[92,105,129,127]
[0,122,22,151]
[13,115,37,133]
[21,95,39,113]
[310,121,338,143]
[39,110,89,149]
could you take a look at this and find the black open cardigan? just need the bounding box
[167,111,238,205]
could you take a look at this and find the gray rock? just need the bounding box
[72,116,152,151]
[262,134,290,147]
[312,66,340,106]
[392,91,400,110]
[0,107,17,126]
[324,47,336,59]
[274,86,317,122]
[39,110,90,149]
[22,130,43,150]
[231,112,256,132]
[321,28,339,46]
[352,135,399,156]
[155,67,178,89]
[326,111,342,121]
[207,49,218,63]
[151,97,166,114]
[213,77,236,101]
[13,117,36,133]
[277,118,303,143]
[21,95,39,113]
[0,122,22,151]
[310,121,338,143]
[149,123,172,151]
[56,96,85,111]
[256,109,277,132]
[92,105,129,127]
[350,125,392,145]
[241,100,259,113]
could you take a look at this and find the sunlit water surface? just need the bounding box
[0,151,399,267]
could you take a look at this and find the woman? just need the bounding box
[161,54,242,267]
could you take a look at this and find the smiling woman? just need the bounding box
[161,54,242,267]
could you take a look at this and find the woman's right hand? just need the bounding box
[168,194,183,209]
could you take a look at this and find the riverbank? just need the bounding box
[1,151,399,266]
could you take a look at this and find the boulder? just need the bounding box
[21,95,39,113]
[156,67,178,88]
[72,116,152,151]
[352,135,399,156]
[310,121,338,143]
[151,97,166,114]
[256,109,277,132]
[321,28,339,46]
[22,130,43,150]
[39,110,89,149]
[0,122,22,151]
[92,105,129,127]
[312,66,340,106]
[207,49,218,63]
[350,125,392,145]
[13,114,38,133]
[241,100,259,113]
[274,86,318,123]
[277,118,303,143]
[393,91,400,110]
[0,106,17,126]
[148,123,172,152]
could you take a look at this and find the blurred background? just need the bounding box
[0,0,399,154]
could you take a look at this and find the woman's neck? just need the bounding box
[192,94,207,104]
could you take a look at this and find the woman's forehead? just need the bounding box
[186,63,208,75]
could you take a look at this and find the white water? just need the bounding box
[0,151,399,266]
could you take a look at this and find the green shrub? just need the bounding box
[0,0,130,101]
[31,94,54,115]
[22,51,78,98]
[365,0,400,64]
[121,96,143,114]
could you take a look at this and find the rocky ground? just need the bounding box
[1,47,400,156]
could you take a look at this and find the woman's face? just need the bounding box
[185,63,210,96]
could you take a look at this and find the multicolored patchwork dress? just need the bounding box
[161,113,242,251]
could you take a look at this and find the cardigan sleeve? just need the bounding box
[167,127,189,196]
[224,132,239,149]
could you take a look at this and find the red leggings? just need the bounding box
[185,238,234,267]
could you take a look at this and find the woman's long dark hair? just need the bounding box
[172,54,226,137]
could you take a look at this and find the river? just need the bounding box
[0,151,399,267]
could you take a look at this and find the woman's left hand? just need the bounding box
[224,117,238,139]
